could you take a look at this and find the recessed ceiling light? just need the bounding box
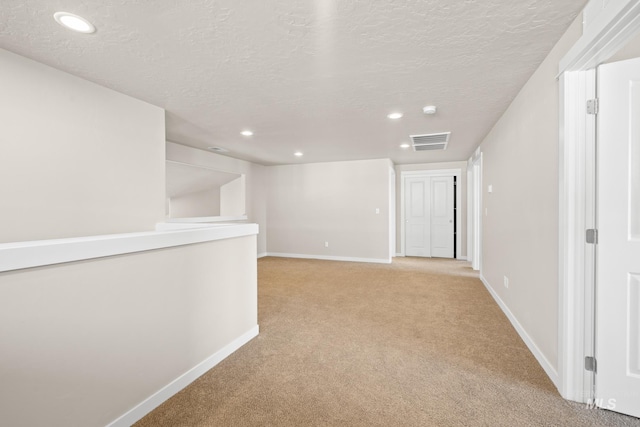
[240,130,253,137]
[294,151,303,157]
[54,12,96,34]
[423,105,437,115]
[387,112,403,120]
[400,143,411,149]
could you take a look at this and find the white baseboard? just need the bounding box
[395,252,404,257]
[257,252,267,259]
[457,255,468,261]
[107,325,259,427]
[266,252,391,264]
[479,275,559,388]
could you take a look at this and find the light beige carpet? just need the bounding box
[136,257,639,426]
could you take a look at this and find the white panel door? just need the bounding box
[404,177,430,257]
[430,176,454,258]
[596,57,640,418]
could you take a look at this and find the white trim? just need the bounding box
[0,223,258,273]
[266,252,391,264]
[106,326,259,427]
[257,252,268,259]
[389,167,397,261]
[457,256,468,261]
[395,252,404,257]
[400,168,462,177]
[480,275,559,387]
[559,0,640,74]
[558,69,597,402]
[399,169,463,260]
[468,154,483,272]
[558,0,640,403]
[467,160,473,265]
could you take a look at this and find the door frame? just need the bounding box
[467,151,482,272]
[558,0,640,403]
[400,169,462,258]
[389,167,397,260]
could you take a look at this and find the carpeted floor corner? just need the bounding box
[135,257,639,426]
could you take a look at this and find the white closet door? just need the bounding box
[430,176,454,258]
[404,176,430,257]
[596,57,640,418]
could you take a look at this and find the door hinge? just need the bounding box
[585,356,597,373]
[586,98,599,115]
[586,229,598,244]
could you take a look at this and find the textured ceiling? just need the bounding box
[0,0,586,165]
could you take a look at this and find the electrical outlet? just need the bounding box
[375,208,380,214]
[324,241,329,248]
[504,276,509,289]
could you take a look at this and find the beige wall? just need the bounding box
[0,236,257,427]
[267,159,393,261]
[0,49,259,426]
[477,17,583,372]
[166,142,268,254]
[170,187,221,217]
[0,49,165,243]
[220,176,246,216]
[395,162,467,257]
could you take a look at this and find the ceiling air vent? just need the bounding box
[208,146,229,153]
[410,132,450,152]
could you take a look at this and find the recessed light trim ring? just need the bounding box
[54,12,96,34]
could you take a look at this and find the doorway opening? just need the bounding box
[467,152,482,271]
[558,0,640,416]
[453,176,457,259]
[400,169,462,259]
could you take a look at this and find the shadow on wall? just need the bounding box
[166,161,246,219]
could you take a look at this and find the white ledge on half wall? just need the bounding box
[165,215,248,223]
[0,223,258,273]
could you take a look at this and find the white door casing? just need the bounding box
[400,169,462,258]
[472,158,482,271]
[558,0,640,403]
[466,153,482,271]
[389,167,396,260]
[467,164,474,264]
[596,57,640,418]
[430,176,454,258]
[404,176,430,257]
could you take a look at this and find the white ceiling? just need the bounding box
[0,0,586,166]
